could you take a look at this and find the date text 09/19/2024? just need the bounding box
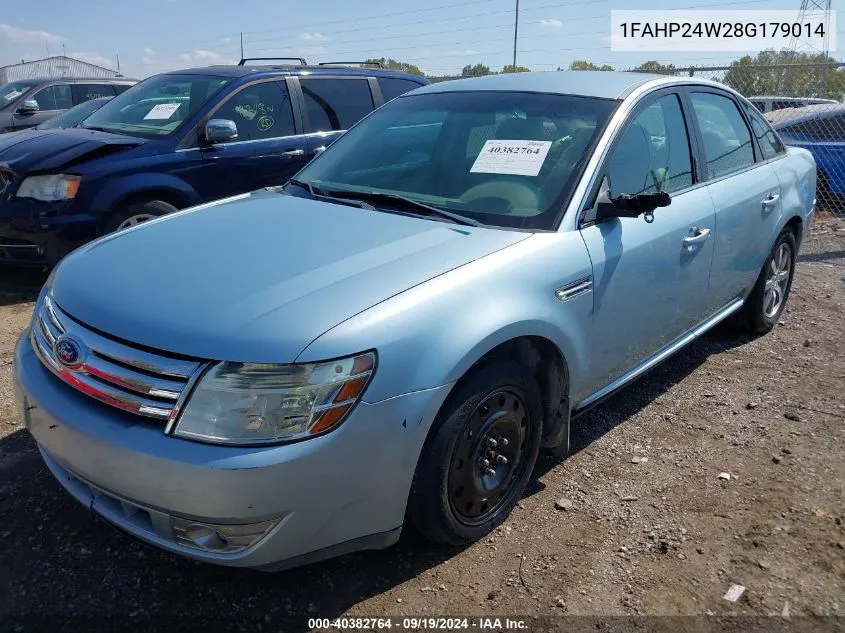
[308,617,529,630]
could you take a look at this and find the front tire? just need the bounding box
[739,228,797,333]
[105,199,177,233]
[408,360,543,545]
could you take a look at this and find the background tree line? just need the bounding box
[368,50,845,99]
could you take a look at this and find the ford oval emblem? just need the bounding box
[54,336,84,369]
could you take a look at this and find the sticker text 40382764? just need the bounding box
[470,140,553,177]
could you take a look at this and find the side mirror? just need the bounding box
[595,176,671,220]
[17,99,39,115]
[204,119,238,144]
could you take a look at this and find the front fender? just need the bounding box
[89,172,202,213]
[297,232,594,405]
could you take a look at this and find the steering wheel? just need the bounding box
[459,179,541,215]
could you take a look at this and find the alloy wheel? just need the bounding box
[116,214,156,231]
[763,242,792,318]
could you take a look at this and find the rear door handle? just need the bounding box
[762,192,780,206]
[682,227,711,249]
[279,149,305,157]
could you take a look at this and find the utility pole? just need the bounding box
[511,0,519,71]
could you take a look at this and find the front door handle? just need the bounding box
[279,149,305,157]
[682,227,711,249]
[762,192,780,207]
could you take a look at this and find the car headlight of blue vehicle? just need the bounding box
[16,174,81,201]
[173,352,376,445]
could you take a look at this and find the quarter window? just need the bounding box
[214,81,295,141]
[301,78,374,132]
[690,92,755,179]
[607,94,693,197]
[743,103,785,159]
[31,84,73,110]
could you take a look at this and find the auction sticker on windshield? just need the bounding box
[470,140,552,176]
[144,103,181,120]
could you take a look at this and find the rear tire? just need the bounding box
[739,228,797,334]
[105,199,177,233]
[408,360,543,545]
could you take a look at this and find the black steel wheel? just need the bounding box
[409,360,542,545]
[448,388,532,525]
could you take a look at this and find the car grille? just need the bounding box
[30,294,207,423]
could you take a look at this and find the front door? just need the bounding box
[579,91,716,393]
[11,83,73,130]
[197,79,311,200]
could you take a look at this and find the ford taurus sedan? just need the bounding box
[13,71,815,571]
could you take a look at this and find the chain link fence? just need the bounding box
[650,61,845,218]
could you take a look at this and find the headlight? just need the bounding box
[173,351,376,445]
[16,174,81,201]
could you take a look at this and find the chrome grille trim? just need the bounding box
[31,295,209,422]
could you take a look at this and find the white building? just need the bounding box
[0,55,123,85]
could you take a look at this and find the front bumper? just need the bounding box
[13,330,452,570]
[0,198,99,266]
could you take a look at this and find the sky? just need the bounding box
[0,0,842,79]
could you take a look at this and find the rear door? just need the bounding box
[685,89,782,315]
[293,75,378,153]
[10,82,73,129]
[198,78,306,197]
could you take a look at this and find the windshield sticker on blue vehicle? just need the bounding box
[3,90,23,102]
[143,103,181,120]
[470,140,553,177]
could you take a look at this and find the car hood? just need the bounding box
[0,128,144,174]
[52,191,527,362]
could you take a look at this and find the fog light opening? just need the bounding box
[170,517,278,554]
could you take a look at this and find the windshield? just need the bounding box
[82,74,230,138]
[0,81,38,110]
[293,90,616,230]
[37,97,112,129]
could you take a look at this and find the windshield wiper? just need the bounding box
[323,190,481,227]
[287,179,375,211]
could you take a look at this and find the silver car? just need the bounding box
[13,71,816,570]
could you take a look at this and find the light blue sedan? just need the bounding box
[13,71,815,570]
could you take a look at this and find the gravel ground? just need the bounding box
[0,216,843,631]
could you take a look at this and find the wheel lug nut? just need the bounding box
[481,459,490,468]
[501,438,509,446]
[497,455,508,464]
[487,438,498,448]
[485,468,497,477]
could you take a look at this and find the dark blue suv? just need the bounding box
[0,59,428,265]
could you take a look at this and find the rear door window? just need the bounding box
[31,84,73,110]
[690,92,755,179]
[377,77,423,102]
[71,84,116,105]
[300,78,374,132]
[213,80,296,141]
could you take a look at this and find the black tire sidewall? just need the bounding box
[745,229,797,333]
[408,360,543,545]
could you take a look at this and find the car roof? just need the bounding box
[11,77,136,84]
[765,102,845,127]
[411,70,674,100]
[167,64,427,83]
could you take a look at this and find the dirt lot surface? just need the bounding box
[0,217,843,631]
